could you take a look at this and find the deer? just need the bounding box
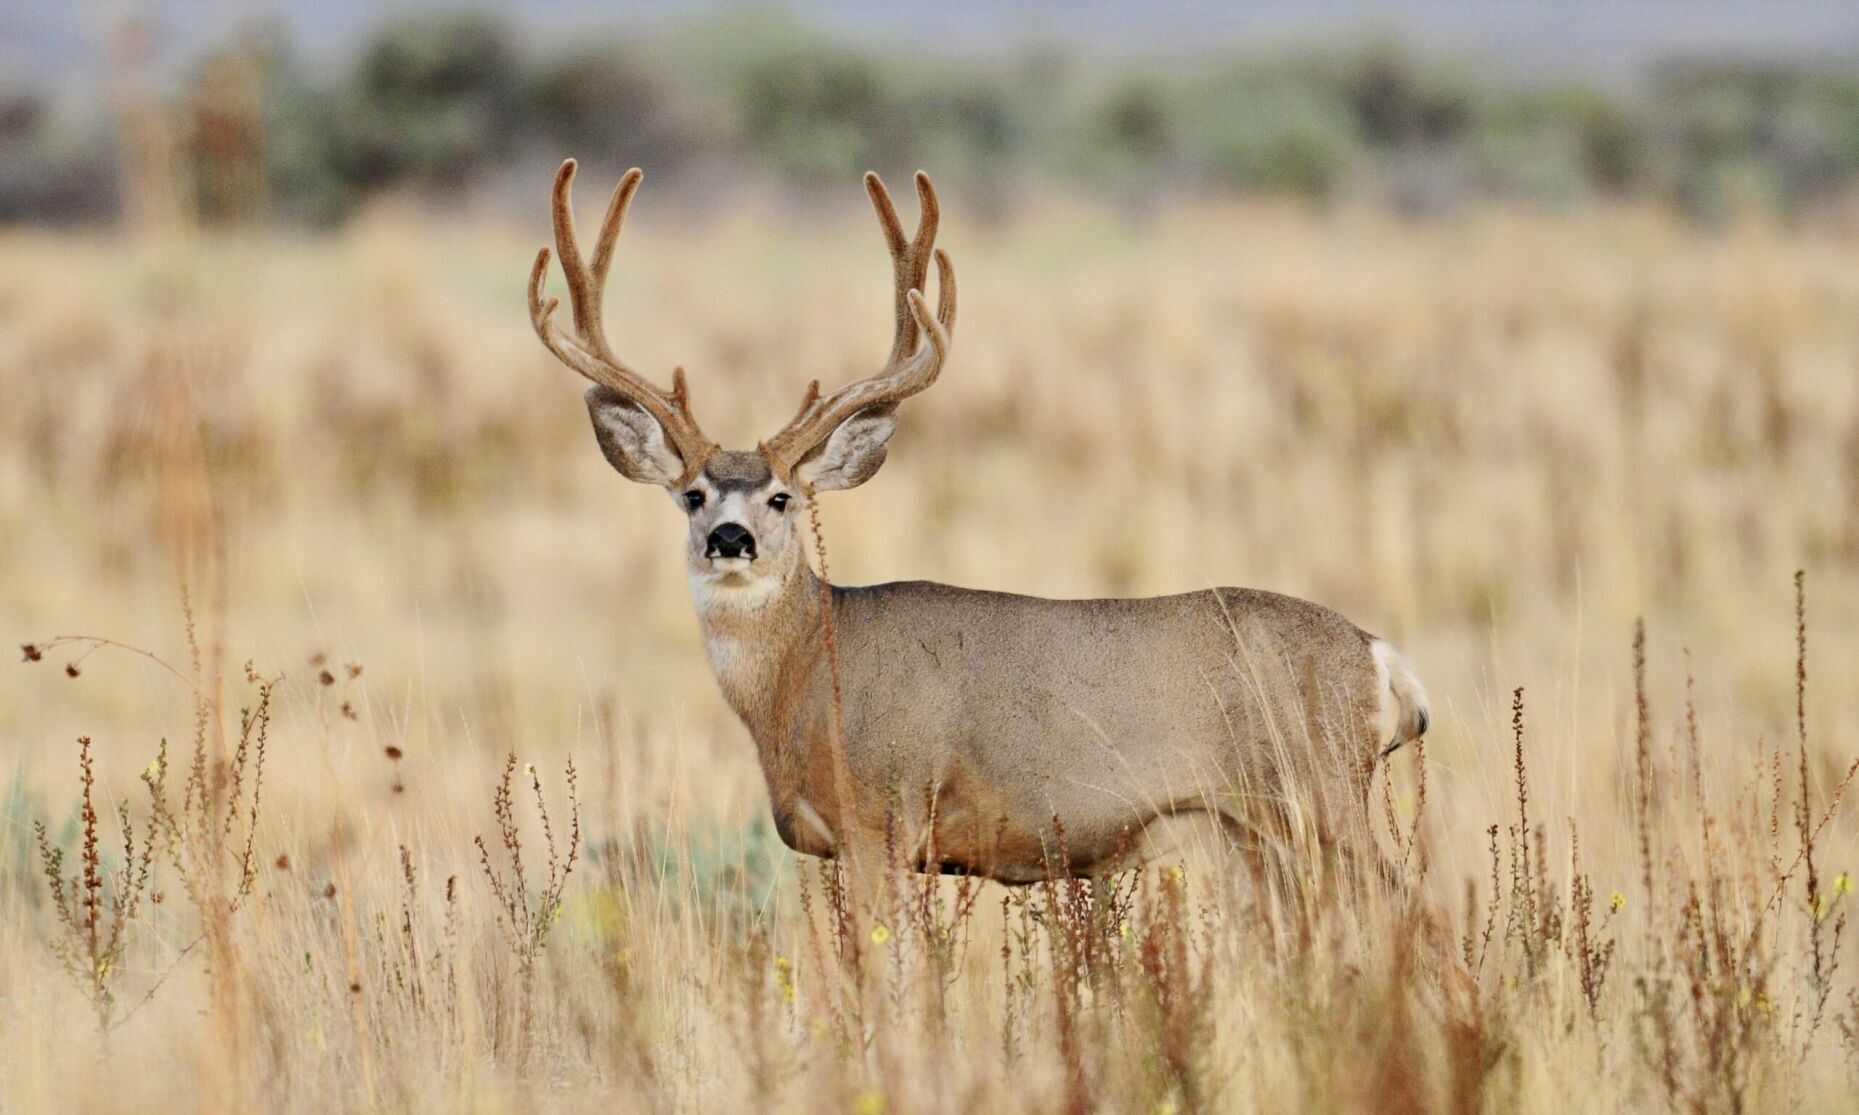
[527,159,1430,898]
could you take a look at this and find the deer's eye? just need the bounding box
[683,490,705,511]
[768,493,790,511]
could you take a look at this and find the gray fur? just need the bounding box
[704,450,775,492]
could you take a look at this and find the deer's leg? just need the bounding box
[833,823,903,923]
[1205,814,1310,952]
[1321,827,1407,898]
[1107,807,1236,874]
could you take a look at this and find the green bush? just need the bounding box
[17,12,1859,226]
[332,14,523,189]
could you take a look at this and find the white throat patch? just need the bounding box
[688,563,784,612]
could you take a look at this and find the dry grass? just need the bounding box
[4,197,1859,1112]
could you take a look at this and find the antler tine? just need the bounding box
[762,171,956,482]
[864,171,909,254]
[863,171,941,366]
[529,159,717,480]
[932,246,956,332]
[552,160,641,362]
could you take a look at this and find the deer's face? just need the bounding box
[677,450,800,592]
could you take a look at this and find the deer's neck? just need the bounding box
[690,555,833,808]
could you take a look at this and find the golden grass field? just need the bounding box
[4,196,1859,1112]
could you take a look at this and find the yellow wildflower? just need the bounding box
[1835,872,1853,897]
[773,954,797,1004]
[870,923,891,946]
[1609,891,1626,912]
[854,1088,885,1115]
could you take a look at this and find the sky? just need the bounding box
[10,0,1859,96]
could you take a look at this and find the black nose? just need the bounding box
[706,522,756,560]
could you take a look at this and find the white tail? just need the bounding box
[1373,639,1432,756]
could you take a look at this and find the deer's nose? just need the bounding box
[706,523,756,560]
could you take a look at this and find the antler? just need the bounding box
[529,159,717,482]
[761,170,957,483]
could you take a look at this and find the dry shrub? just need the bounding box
[5,205,1859,1112]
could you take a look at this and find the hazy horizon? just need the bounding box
[12,0,1859,96]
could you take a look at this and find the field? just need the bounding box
[4,196,1859,1112]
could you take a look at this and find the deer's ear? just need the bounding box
[794,405,898,492]
[586,385,686,487]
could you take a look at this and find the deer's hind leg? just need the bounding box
[1100,807,1241,876]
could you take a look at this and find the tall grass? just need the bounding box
[3,199,1859,1111]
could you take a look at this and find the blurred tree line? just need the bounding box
[8,11,1859,225]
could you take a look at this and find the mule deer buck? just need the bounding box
[528,159,1429,892]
